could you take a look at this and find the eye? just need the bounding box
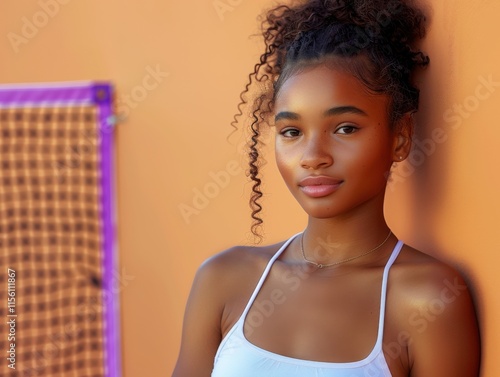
[279,128,301,138]
[335,125,358,135]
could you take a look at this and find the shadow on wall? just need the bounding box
[389,3,492,369]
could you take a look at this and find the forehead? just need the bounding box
[274,64,390,119]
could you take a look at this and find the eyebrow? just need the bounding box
[274,106,367,122]
[324,106,367,117]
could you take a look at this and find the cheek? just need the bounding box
[275,149,289,175]
[348,137,393,177]
[275,146,296,183]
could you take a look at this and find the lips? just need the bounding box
[298,176,343,198]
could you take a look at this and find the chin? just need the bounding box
[297,201,349,219]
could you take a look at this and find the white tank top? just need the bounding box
[211,232,404,377]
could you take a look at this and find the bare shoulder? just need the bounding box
[389,244,472,305]
[200,240,282,271]
[199,238,287,276]
[194,238,289,302]
[172,237,292,377]
[387,244,480,376]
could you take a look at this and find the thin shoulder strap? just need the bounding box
[240,232,302,318]
[376,239,404,345]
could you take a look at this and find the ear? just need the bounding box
[392,113,413,162]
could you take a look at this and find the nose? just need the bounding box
[300,134,333,170]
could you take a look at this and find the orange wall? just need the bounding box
[1,1,498,376]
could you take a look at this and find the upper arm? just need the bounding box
[405,266,480,377]
[172,257,226,377]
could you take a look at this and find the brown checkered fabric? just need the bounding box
[0,106,105,377]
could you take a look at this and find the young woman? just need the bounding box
[173,0,481,376]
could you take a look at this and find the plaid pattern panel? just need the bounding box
[0,105,106,377]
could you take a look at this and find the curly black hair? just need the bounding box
[233,0,429,242]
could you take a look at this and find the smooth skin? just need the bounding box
[172,64,480,377]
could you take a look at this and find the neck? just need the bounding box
[301,194,392,265]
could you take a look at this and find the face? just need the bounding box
[273,64,406,219]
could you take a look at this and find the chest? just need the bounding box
[246,265,383,357]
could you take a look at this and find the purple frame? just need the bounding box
[0,81,121,377]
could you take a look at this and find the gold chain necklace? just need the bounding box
[300,230,392,269]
